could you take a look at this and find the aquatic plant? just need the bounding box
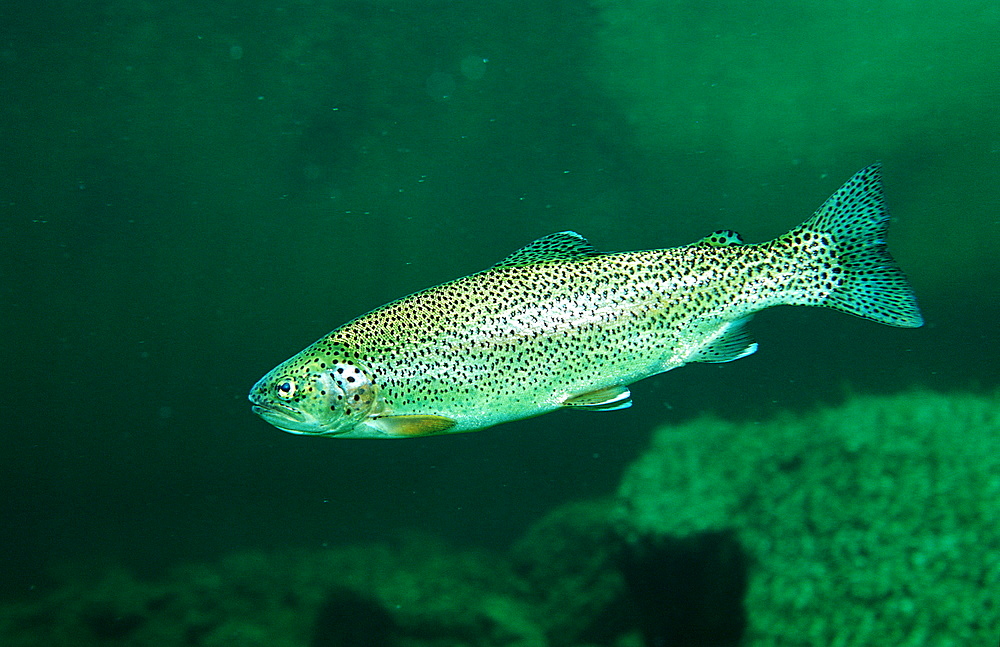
[616,391,1000,645]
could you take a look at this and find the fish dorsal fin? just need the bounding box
[561,385,632,411]
[493,231,601,268]
[692,229,744,248]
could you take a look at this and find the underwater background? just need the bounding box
[2,1,998,645]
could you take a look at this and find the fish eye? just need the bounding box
[275,379,296,399]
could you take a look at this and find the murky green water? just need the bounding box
[2,2,997,642]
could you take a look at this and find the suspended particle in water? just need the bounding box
[425,72,456,101]
[460,55,488,80]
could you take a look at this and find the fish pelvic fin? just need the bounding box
[776,163,923,328]
[562,385,633,411]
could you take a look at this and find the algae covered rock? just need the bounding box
[616,391,1000,645]
[510,499,631,646]
[4,391,995,647]
[0,534,543,647]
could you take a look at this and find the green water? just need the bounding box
[2,1,997,641]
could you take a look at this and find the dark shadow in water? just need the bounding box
[312,586,398,647]
[619,531,749,647]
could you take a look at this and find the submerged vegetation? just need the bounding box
[617,391,1000,645]
[4,392,996,645]
[4,0,998,644]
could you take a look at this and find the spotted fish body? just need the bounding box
[250,165,922,438]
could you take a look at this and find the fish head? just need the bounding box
[249,351,377,436]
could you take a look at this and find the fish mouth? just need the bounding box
[248,380,349,435]
[250,400,347,436]
[251,402,301,421]
[249,400,315,433]
[251,401,290,417]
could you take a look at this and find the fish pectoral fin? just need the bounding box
[369,414,457,437]
[690,317,758,363]
[561,385,632,411]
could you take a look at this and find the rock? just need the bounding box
[614,391,1000,645]
[510,499,632,646]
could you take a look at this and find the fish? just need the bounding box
[249,164,922,438]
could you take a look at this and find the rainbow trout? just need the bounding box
[250,164,921,438]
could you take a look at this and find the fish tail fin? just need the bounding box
[776,164,923,328]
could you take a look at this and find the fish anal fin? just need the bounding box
[562,385,632,411]
[494,231,601,267]
[690,317,758,363]
[370,415,457,437]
